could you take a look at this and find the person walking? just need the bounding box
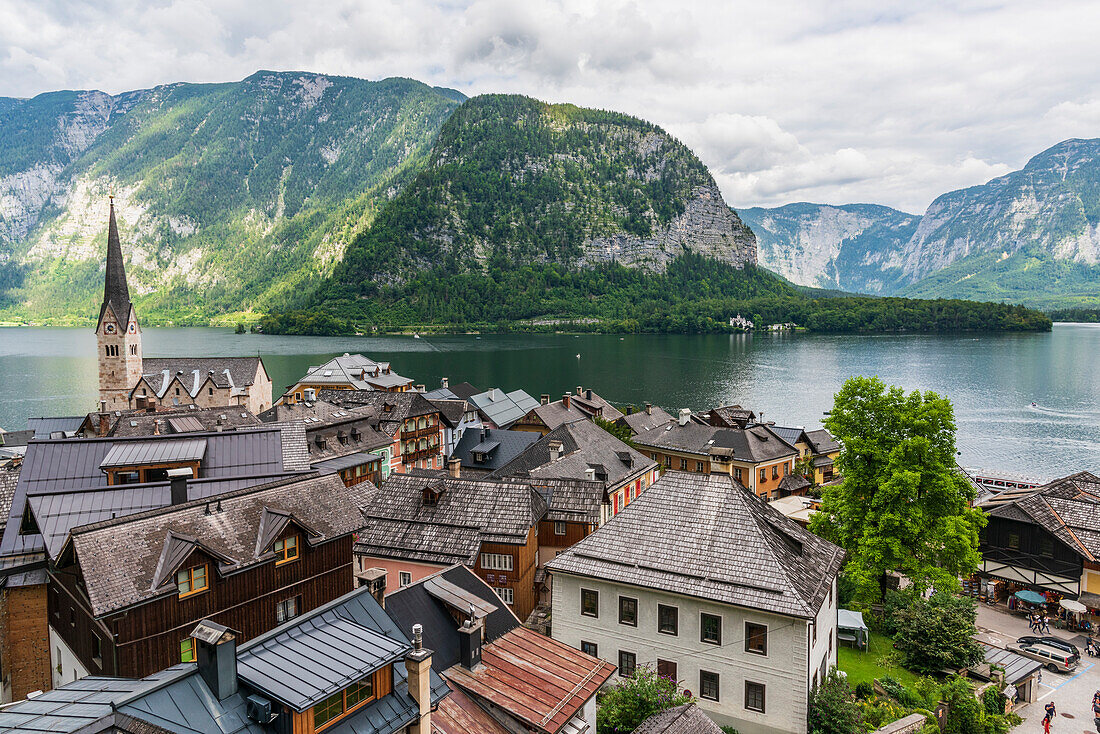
[1042,614,1052,634]
[1092,693,1100,734]
[1044,700,1056,734]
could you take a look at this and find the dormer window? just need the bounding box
[350,428,361,442]
[422,481,445,506]
[313,675,377,730]
[274,535,299,565]
[177,564,209,598]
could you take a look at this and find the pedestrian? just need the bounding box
[1044,700,1056,734]
[1093,694,1100,734]
[1042,614,1051,634]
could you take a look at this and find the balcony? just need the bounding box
[403,424,439,439]
[402,446,440,463]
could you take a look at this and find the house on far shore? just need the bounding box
[548,471,844,734]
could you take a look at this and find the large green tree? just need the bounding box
[809,376,986,603]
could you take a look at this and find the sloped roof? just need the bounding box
[319,389,439,424]
[83,406,262,438]
[804,429,840,455]
[530,478,606,524]
[27,416,85,439]
[99,199,132,329]
[703,405,756,428]
[616,405,674,435]
[99,438,207,468]
[547,472,845,619]
[68,473,376,617]
[294,353,413,391]
[433,686,511,734]
[491,419,655,489]
[429,398,468,428]
[452,428,538,472]
[0,463,19,534]
[0,674,158,734]
[140,357,264,396]
[981,471,1100,561]
[770,426,808,447]
[469,389,540,428]
[635,704,723,734]
[634,421,797,463]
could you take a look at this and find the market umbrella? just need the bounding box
[1060,598,1087,614]
[1014,590,1046,605]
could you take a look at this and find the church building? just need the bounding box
[95,197,273,414]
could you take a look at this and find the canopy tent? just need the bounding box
[1014,590,1046,605]
[1060,598,1087,614]
[837,609,869,650]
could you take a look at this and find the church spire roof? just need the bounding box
[102,195,131,322]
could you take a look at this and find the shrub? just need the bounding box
[982,686,1005,716]
[853,681,874,700]
[808,669,863,734]
[940,677,985,734]
[893,593,984,674]
[596,666,693,734]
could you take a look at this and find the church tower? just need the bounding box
[96,195,143,411]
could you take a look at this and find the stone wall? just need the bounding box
[873,713,928,734]
[0,584,52,702]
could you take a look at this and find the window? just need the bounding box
[274,535,299,565]
[580,641,598,657]
[345,677,374,708]
[745,621,768,655]
[314,691,345,729]
[276,596,300,624]
[759,468,766,483]
[701,613,721,644]
[772,465,779,479]
[554,521,566,536]
[175,388,180,396]
[664,455,671,468]
[745,681,766,712]
[619,596,638,626]
[618,650,636,677]
[177,564,208,597]
[69,608,75,628]
[399,571,412,587]
[734,467,743,481]
[1007,533,1020,550]
[696,461,705,472]
[658,604,678,635]
[700,670,720,701]
[480,553,513,571]
[181,638,196,663]
[1039,538,1054,557]
[313,676,376,730]
[581,588,599,617]
[679,458,688,470]
[494,587,514,605]
[208,387,213,396]
[91,634,102,667]
[651,453,658,461]
[656,659,677,680]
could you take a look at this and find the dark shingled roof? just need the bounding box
[530,478,606,525]
[635,704,723,734]
[140,356,265,396]
[452,428,538,473]
[100,198,132,327]
[318,389,439,432]
[633,422,798,463]
[981,471,1100,561]
[547,472,845,619]
[703,405,756,428]
[81,406,262,438]
[491,418,655,489]
[0,463,19,534]
[428,398,468,428]
[804,429,840,454]
[615,405,674,435]
[66,473,376,617]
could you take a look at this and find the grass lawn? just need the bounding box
[838,631,923,689]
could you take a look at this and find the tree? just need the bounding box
[597,666,693,734]
[594,415,635,446]
[809,377,986,603]
[808,668,863,734]
[893,592,984,674]
[940,677,987,734]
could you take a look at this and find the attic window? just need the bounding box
[337,431,348,445]
[315,435,327,449]
[19,504,40,536]
[351,428,361,441]
[274,535,299,565]
[177,564,209,598]
[422,481,445,506]
[383,403,394,413]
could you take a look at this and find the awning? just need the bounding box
[1014,590,1046,605]
[1061,598,1087,614]
[1080,592,1100,611]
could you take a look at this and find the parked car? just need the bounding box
[1016,635,1080,656]
[1008,641,1080,673]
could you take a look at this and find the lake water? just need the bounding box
[1,324,1098,480]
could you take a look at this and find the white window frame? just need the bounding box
[494,587,514,605]
[480,553,514,571]
[399,571,412,587]
[554,521,566,536]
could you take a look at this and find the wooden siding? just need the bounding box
[474,526,539,620]
[50,535,355,679]
[291,665,393,734]
[538,520,591,549]
[0,584,51,699]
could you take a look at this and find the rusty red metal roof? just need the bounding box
[444,626,615,734]
[433,686,510,734]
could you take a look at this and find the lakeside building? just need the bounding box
[511,387,624,435]
[427,397,479,458]
[94,198,273,415]
[449,426,539,477]
[76,405,263,438]
[632,412,802,499]
[615,403,674,437]
[385,564,614,734]
[281,353,415,404]
[317,390,446,473]
[466,387,541,429]
[0,584,446,734]
[547,471,844,734]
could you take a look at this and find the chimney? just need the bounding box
[540,394,550,405]
[586,389,592,400]
[168,467,192,505]
[146,401,156,414]
[99,400,107,413]
[645,402,653,415]
[405,624,433,734]
[562,392,572,410]
[678,408,691,426]
[97,414,109,437]
[193,621,238,700]
[585,467,596,481]
[448,457,461,478]
[458,619,482,669]
[489,388,500,401]
[441,377,449,389]
[356,568,387,607]
[576,385,583,397]
[549,440,564,461]
[415,384,425,393]
[153,419,161,436]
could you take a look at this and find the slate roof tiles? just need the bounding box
[982,471,1100,561]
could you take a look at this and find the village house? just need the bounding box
[281,353,415,403]
[511,387,624,435]
[633,411,801,499]
[699,405,757,429]
[427,397,479,458]
[491,418,659,524]
[614,403,674,437]
[94,197,273,415]
[318,390,445,473]
[0,424,312,701]
[977,471,1100,612]
[449,426,539,477]
[547,471,844,734]
[465,387,541,429]
[0,584,446,734]
[76,404,262,438]
[385,564,615,734]
[259,399,393,487]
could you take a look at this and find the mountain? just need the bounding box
[0,71,464,323]
[740,203,919,294]
[743,139,1100,308]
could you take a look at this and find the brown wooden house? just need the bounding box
[48,473,376,680]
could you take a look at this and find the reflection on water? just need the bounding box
[1,324,1097,479]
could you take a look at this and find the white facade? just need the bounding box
[550,573,837,734]
[49,626,90,689]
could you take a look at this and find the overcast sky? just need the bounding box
[3,0,1099,213]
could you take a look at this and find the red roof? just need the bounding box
[444,626,615,734]
[433,687,510,734]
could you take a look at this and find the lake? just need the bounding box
[1,324,1098,480]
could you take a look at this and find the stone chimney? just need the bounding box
[356,568,387,606]
[168,467,192,505]
[458,618,482,669]
[441,377,449,389]
[405,624,433,734]
[576,385,583,397]
[562,392,572,409]
[448,457,461,478]
[678,408,691,426]
[645,402,653,415]
[549,440,564,461]
[540,394,550,405]
[193,621,237,701]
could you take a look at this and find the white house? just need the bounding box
[547,471,845,734]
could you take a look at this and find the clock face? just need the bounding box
[128,322,137,334]
[104,323,116,334]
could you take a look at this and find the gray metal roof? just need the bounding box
[452,428,538,472]
[469,440,500,454]
[469,389,539,428]
[981,644,1043,685]
[0,675,155,733]
[313,451,384,474]
[99,438,208,468]
[27,416,85,439]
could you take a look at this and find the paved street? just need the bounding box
[977,605,1100,733]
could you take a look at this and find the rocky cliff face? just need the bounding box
[740,203,917,293]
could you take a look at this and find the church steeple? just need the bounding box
[101,194,131,323]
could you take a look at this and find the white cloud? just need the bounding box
[1,0,1098,213]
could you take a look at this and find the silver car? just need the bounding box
[1008,641,1079,673]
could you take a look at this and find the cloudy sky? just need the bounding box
[3,0,1099,213]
